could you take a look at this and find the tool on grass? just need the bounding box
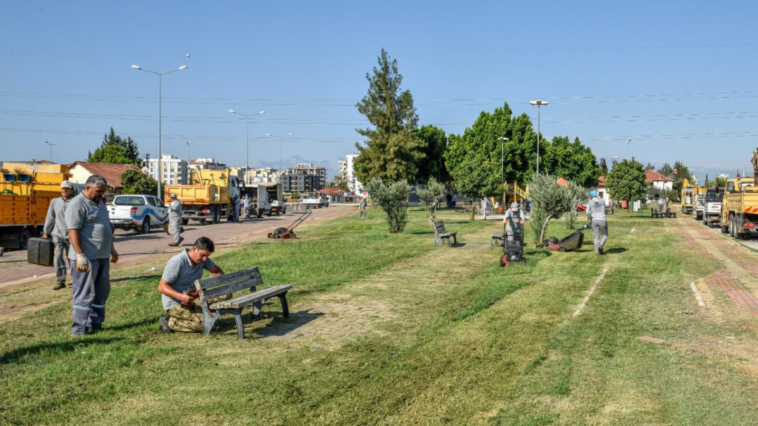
[544,223,591,252]
[268,208,312,239]
[500,215,525,267]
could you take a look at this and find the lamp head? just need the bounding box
[288,133,293,136]
[266,133,272,136]
[178,66,188,70]
[131,65,142,70]
[259,111,266,114]
[229,110,235,114]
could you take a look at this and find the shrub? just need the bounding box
[365,178,412,233]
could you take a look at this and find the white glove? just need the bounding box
[76,253,90,273]
[110,246,119,264]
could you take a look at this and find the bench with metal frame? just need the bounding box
[433,221,458,247]
[194,267,292,339]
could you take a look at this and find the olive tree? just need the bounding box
[416,177,446,223]
[364,178,412,233]
[528,174,586,245]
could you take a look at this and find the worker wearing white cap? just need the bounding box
[43,180,75,290]
[586,190,608,255]
[503,202,525,242]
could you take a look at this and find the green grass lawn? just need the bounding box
[1,208,758,425]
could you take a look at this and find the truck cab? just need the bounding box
[702,188,724,227]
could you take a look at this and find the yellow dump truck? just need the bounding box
[0,163,68,254]
[692,186,707,220]
[680,178,696,214]
[164,168,242,224]
[720,159,758,239]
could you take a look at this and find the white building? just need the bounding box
[645,170,674,191]
[345,153,364,194]
[146,154,187,185]
[188,157,226,171]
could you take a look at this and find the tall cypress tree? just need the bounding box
[354,49,424,182]
[97,127,140,164]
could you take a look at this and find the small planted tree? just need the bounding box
[364,178,412,233]
[528,174,586,245]
[416,177,446,223]
[449,154,501,220]
[563,180,588,229]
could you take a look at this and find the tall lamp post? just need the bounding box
[45,141,58,162]
[626,138,633,159]
[529,99,548,175]
[266,133,294,179]
[498,137,509,205]
[229,110,266,184]
[185,141,192,163]
[131,64,188,201]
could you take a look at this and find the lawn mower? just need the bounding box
[544,224,591,252]
[500,216,525,267]
[268,208,312,239]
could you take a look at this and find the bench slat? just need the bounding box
[200,276,264,300]
[210,285,293,310]
[195,267,260,290]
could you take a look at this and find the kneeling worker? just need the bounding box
[158,237,230,333]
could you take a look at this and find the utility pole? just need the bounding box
[45,141,58,162]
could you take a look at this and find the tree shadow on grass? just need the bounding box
[0,337,125,365]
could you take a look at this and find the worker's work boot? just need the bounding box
[53,282,66,290]
[168,242,179,247]
[599,247,604,255]
[178,237,185,245]
[160,316,173,333]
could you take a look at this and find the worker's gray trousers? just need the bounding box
[53,237,70,285]
[592,220,608,254]
[359,207,367,218]
[169,221,182,244]
[71,259,110,335]
[658,204,663,212]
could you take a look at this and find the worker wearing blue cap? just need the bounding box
[586,190,608,255]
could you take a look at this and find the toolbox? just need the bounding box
[27,237,55,267]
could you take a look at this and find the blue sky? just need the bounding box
[2,0,758,182]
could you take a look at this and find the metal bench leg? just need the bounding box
[277,293,290,318]
[447,237,452,247]
[232,310,245,339]
[202,309,219,337]
[250,300,263,319]
[435,236,440,247]
[453,235,457,246]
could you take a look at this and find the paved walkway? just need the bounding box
[0,205,353,290]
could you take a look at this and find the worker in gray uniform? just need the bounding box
[359,197,368,218]
[65,175,118,336]
[503,202,525,242]
[586,190,608,255]
[168,193,184,247]
[43,180,75,290]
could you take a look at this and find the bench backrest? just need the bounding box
[433,221,446,235]
[195,266,263,302]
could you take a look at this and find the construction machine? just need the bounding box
[680,178,695,215]
[165,169,242,225]
[720,149,758,239]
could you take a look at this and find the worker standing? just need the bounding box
[168,194,184,247]
[43,180,75,290]
[658,197,664,213]
[243,195,251,220]
[233,195,241,222]
[359,197,368,218]
[503,202,525,242]
[586,190,608,255]
[66,175,118,336]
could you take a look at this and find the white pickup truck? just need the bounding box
[301,192,329,209]
[108,194,169,234]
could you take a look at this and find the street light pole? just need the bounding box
[498,137,509,206]
[266,133,294,180]
[229,110,266,184]
[626,139,632,159]
[529,99,549,175]
[132,64,188,201]
[45,141,58,162]
[185,141,192,163]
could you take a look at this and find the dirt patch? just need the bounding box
[0,301,58,324]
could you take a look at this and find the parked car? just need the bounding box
[108,194,169,234]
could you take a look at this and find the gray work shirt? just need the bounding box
[586,198,607,222]
[161,249,217,310]
[168,200,182,224]
[65,194,113,260]
[503,208,525,233]
[44,197,71,241]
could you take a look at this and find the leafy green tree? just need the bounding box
[354,49,425,182]
[704,174,710,187]
[542,136,602,188]
[657,162,673,178]
[88,145,134,165]
[327,174,349,191]
[416,177,446,223]
[364,178,412,233]
[415,125,450,184]
[644,162,656,171]
[446,103,540,187]
[714,176,728,189]
[121,168,158,196]
[671,161,693,194]
[96,128,140,164]
[599,158,609,175]
[605,159,647,215]
[449,153,501,220]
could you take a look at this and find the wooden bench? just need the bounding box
[433,221,458,247]
[491,232,504,247]
[194,267,292,339]
[454,203,474,213]
[650,208,677,219]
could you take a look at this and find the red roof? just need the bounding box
[597,176,606,187]
[320,188,345,195]
[645,170,673,183]
[70,162,140,189]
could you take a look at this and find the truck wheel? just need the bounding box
[182,218,189,226]
[213,207,221,224]
[20,229,31,250]
[141,217,151,234]
[0,247,4,257]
